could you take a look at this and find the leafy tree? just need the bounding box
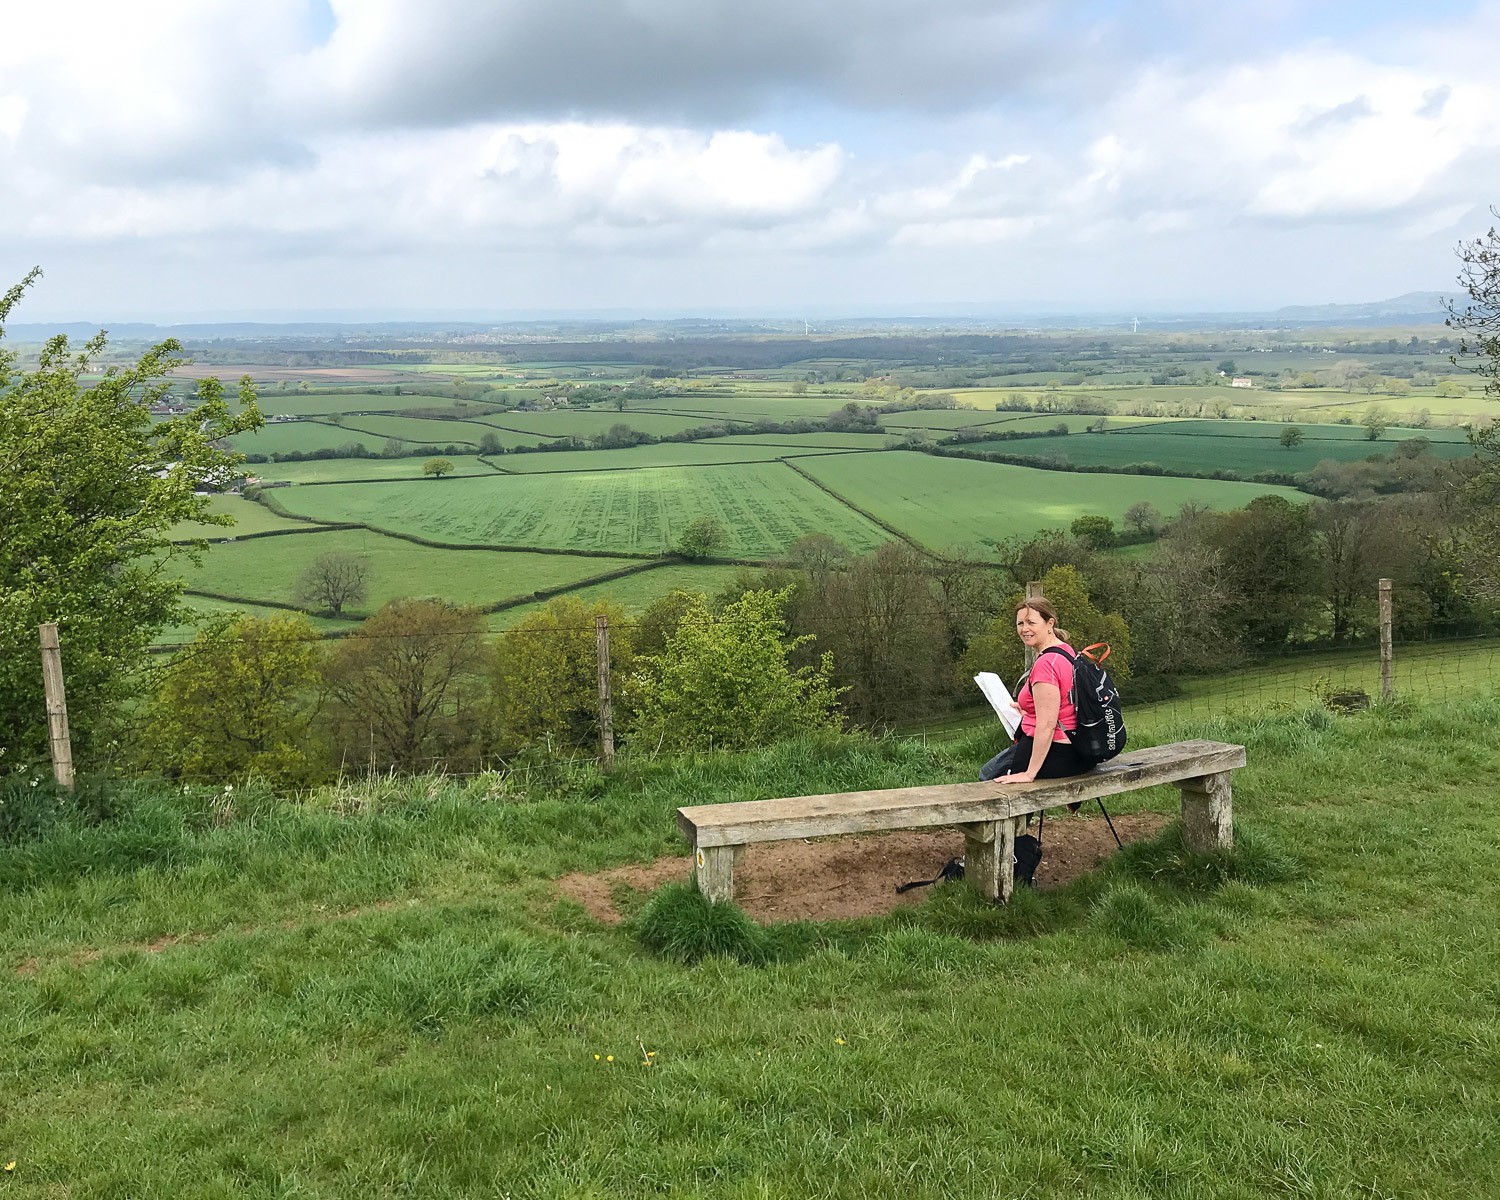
[1447,209,1500,608]
[962,565,1132,687]
[780,533,851,576]
[382,438,405,457]
[676,516,728,560]
[1093,542,1232,677]
[789,541,962,725]
[630,589,840,753]
[635,589,706,658]
[479,431,505,455]
[322,599,489,773]
[0,270,262,769]
[136,613,325,785]
[1446,209,1500,398]
[423,457,455,478]
[1361,407,1388,441]
[1122,501,1162,537]
[293,552,371,617]
[491,596,632,754]
[1070,514,1117,550]
[1279,426,1305,449]
[1218,360,1237,375]
[1191,494,1321,648]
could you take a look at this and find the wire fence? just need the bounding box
[25,585,1500,789]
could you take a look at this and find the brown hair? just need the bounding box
[1015,597,1058,623]
[1016,598,1069,644]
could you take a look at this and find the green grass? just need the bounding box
[488,563,747,628]
[255,391,482,417]
[333,413,518,447]
[169,494,319,540]
[499,440,866,473]
[268,462,891,558]
[716,432,896,450]
[966,421,1476,475]
[168,531,646,616]
[251,456,504,484]
[476,409,730,438]
[229,421,396,456]
[5,696,1500,1196]
[792,451,1308,554]
[153,596,355,645]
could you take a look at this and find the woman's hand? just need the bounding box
[998,771,1037,785]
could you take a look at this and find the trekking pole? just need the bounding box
[1096,799,1124,849]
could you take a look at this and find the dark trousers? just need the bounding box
[979,733,1094,782]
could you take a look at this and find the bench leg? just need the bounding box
[694,845,736,903]
[963,819,1020,902]
[1002,817,1026,902]
[1180,771,1234,853]
[963,821,1001,901]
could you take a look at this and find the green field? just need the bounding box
[170,494,320,540]
[966,421,1476,474]
[229,422,398,456]
[489,562,749,628]
[634,395,859,421]
[793,451,1308,553]
[268,462,891,558]
[476,409,731,438]
[716,432,896,450]
[940,383,1496,423]
[333,414,513,447]
[252,457,505,484]
[499,441,867,474]
[153,596,352,645]
[8,695,1500,1196]
[169,531,645,615]
[254,391,479,417]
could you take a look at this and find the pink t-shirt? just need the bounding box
[1018,643,1077,744]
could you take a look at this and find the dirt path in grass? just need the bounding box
[556,811,1170,925]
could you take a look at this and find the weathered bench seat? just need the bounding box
[677,739,1246,904]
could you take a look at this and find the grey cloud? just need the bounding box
[1294,95,1373,136]
[292,0,1088,127]
[1416,84,1450,119]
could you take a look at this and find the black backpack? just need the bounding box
[1039,644,1126,764]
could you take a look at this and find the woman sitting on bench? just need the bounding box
[981,598,1096,785]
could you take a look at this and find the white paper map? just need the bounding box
[973,672,1022,738]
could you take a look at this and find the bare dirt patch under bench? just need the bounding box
[557,811,1171,925]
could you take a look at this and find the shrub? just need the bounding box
[633,882,770,965]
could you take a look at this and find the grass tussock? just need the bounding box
[5,693,1500,1197]
[632,882,771,965]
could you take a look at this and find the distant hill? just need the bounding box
[1271,292,1457,324]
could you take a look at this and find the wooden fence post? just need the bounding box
[1378,578,1393,702]
[1024,580,1043,668]
[595,614,615,769]
[39,623,75,792]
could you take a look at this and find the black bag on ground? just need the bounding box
[1014,833,1043,887]
[1040,644,1127,764]
[895,857,965,894]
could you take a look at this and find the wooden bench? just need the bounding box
[677,740,1246,904]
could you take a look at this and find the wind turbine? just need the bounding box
[1131,317,1140,334]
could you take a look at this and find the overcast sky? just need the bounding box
[2,0,1497,321]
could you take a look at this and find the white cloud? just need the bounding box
[0,96,26,143]
[17,121,845,251]
[3,1,1499,315]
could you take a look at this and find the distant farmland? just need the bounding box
[267,461,892,558]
